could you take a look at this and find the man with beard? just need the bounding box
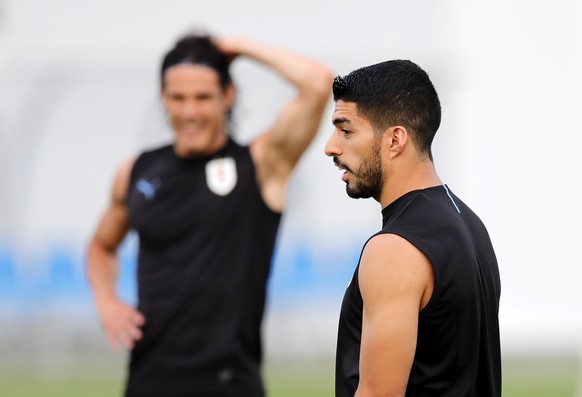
[325,60,501,397]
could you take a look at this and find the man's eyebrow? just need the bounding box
[333,117,351,126]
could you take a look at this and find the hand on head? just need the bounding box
[212,37,246,64]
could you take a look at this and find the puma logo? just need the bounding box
[137,178,161,201]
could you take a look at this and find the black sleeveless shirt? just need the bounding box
[336,185,501,397]
[124,139,281,397]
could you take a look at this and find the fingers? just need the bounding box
[106,322,143,352]
[107,332,121,353]
[128,326,143,342]
[213,37,243,62]
[120,328,138,351]
[100,303,146,352]
[132,311,145,327]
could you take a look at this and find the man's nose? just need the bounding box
[181,101,200,119]
[324,130,341,157]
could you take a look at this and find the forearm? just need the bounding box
[87,239,120,305]
[224,37,332,95]
[228,36,332,202]
[87,236,145,352]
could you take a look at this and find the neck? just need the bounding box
[378,157,441,208]
[173,131,229,158]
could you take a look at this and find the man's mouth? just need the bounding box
[181,122,204,134]
[333,157,351,181]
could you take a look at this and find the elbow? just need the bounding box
[301,64,334,101]
[312,66,335,99]
[87,236,117,262]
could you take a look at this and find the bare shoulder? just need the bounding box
[111,157,136,204]
[89,157,136,249]
[359,233,434,310]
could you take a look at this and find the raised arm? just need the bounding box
[215,37,333,212]
[86,158,145,352]
[356,234,434,397]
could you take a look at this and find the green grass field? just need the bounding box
[0,357,578,397]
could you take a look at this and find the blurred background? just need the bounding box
[1,0,581,396]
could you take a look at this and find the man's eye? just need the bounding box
[341,129,351,136]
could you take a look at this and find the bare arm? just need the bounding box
[355,234,434,397]
[86,158,145,352]
[215,37,333,211]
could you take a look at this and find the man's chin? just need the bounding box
[346,187,371,200]
[174,142,208,158]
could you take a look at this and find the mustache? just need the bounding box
[333,157,352,173]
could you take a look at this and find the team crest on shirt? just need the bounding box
[205,157,237,196]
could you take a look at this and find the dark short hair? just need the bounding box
[333,60,441,160]
[160,33,232,91]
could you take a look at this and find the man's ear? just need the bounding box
[385,126,408,160]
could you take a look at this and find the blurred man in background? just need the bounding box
[86,32,332,397]
[325,60,501,396]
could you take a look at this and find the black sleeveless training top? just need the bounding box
[336,185,501,397]
[124,139,281,397]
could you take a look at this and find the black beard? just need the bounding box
[345,143,383,200]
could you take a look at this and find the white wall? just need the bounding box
[1,0,581,360]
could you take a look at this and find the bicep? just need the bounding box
[356,234,433,397]
[254,79,330,175]
[250,96,328,211]
[267,93,329,165]
[250,72,331,209]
